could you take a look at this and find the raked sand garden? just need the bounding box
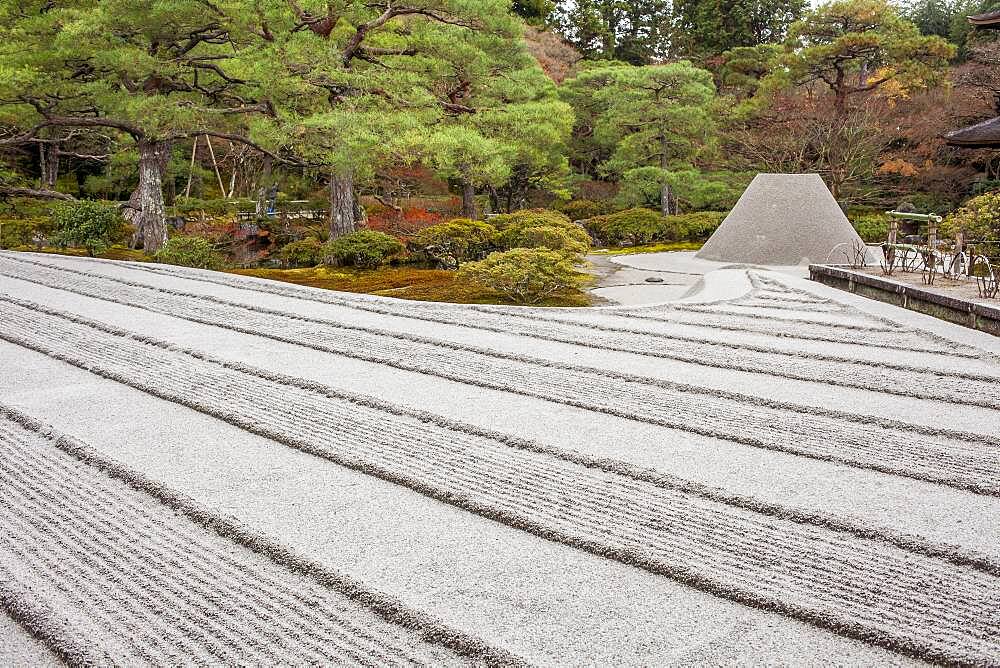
[1,248,998,665]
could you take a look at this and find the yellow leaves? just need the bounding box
[870,67,908,106]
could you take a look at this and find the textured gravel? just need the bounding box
[696,173,882,265]
[1,250,997,665]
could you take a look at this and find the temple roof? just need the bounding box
[944,115,1000,148]
[968,9,1000,28]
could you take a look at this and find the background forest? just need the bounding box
[2,0,999,302]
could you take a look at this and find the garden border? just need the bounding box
[809,264,1000,336]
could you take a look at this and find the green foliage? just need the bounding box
[716,44,783,98]
[494,221,591,254]
[672,0,807,59]
[490,208,572,229]
[558,199,617,221]
[941,192,1000,241]
[277,238,324,268]
[489,209,590,253]
[851,213,891,243]
[585,208,725,245]
[458,248,590,304]
[411,219,498,268]
[0,218,55,249]
[50,200,123,257]
[553,0,672,64]
[584,208,670,245]
[563,61,718,215]
[323,231,405,268]
[670,211,726,241]
[776,0,955,115]
[154,236,225,270]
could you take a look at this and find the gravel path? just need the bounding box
[1,250,997,665]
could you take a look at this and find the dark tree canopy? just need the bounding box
[671,0,807,59]
[552,0,672,64]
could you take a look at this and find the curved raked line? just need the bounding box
[1,299,998,667]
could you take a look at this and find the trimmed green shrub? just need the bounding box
[458,248,590,304]
[558,199,616,221]
[154,235,225,269]
[941,191,1000,241]
[851,213,890,243]
[50,200,123,256]
[0,217,54,249]
[669,211,726,241]
[411,219,497,268]
[584,208,726,246]
[489,208,572,230]
[584,208,669,246]
[494,219,591,255]
[323,230,404,268]
[277,238,324,267]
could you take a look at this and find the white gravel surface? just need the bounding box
[1,249,997,666]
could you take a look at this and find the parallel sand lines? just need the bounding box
[0,298,998,665]
[25,257,998,409]
[9,252,981,361]
[0,406,516,667]
[1,258,997,493]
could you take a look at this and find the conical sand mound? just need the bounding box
[697,173,878,266]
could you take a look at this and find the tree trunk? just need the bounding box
[328,172,358,239]
[124,139,171,253]
[255,155,273,217]
[461,177,477,219]
[39,143,60,188]
[660,135,672,217]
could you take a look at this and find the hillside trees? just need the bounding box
[0,0,286,252]
[779,0,954,118]
[725,0,955,201]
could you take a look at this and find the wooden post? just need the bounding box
[184,137,198,199]
[888,219,898,245]
[204,135,227,199]
[928,218,937,250]
[956,229,965,277]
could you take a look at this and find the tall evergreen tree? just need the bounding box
[671,0,807,59]
[0,0,279,251]
[553,0,672,64]
[563,62,717,215]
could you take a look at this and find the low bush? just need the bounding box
[670,211,726,241]
[851,213,890,243]
[50,200,124,256]
[154,235,225,269]
[558,199,616,221]
[494,220,590,254]
[941,191,1000,241]
[584,208,726,246]
[584,208,669,246]
[489,208,572,230]
[323,230,404,268]
[0,217,54,249]
[410,219,497,268]
[457,248,590,304]
[277,237,324,267]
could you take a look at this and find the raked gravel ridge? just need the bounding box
[0,249,998,667]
